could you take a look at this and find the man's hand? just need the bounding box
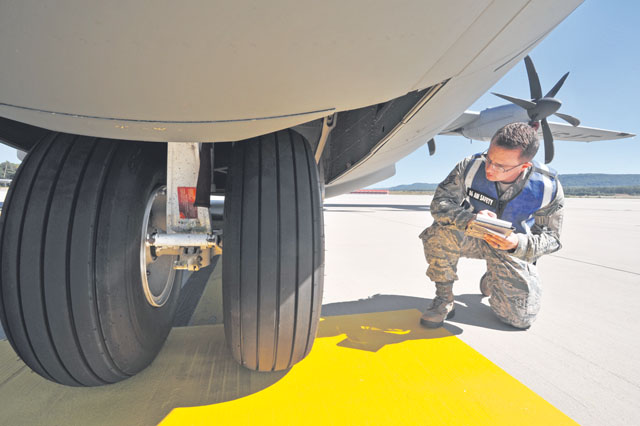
[484,232,519,251]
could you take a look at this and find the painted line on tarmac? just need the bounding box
[161,310,578,426]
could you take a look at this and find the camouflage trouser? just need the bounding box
[419,223,541,329]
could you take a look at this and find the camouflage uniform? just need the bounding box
[420,155,564,328]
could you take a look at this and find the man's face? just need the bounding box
[484,142,531,183]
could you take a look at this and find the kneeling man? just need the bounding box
[420,122,564,329]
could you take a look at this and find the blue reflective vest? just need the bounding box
[463,153,558,234]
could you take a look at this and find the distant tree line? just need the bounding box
[563,186,640,196]
[385,174,640,193]
[558,174,640,187]
[0,161,19,182]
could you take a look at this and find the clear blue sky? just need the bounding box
[1,1,638,185]
[377,0,639,187]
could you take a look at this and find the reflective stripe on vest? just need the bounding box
[463,154,557,234]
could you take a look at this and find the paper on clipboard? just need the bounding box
[465,215,515,239]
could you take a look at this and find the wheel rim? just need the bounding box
[140,186,177,307]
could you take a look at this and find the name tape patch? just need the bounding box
[467,188,497,208]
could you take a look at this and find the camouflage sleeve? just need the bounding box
[511,180,564,263]
[430,157,476,231]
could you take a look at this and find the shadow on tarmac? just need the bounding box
[322,293,520,333]
[0,306,466,425]
[451,293,521,332]
[0,294,521,425]
[317,310,459,352]
[0,325,289,426]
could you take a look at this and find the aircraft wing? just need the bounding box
[545,121,635,142]
[439,111,480,135]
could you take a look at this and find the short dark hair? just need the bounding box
[491,122,539,161]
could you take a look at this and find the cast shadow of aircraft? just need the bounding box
[0,324,287,425]
[0,294,519,426]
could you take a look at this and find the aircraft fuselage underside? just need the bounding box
[0,0,582,386]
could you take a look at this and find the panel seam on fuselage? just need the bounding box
[0,102,335,124]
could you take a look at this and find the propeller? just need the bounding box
[554,112,580,127]
[541,119,554,164]
[492,55,581,163]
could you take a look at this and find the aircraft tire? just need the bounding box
[223,130,324,371]
[0,133,181,386]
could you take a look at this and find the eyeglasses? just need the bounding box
[481,153,525,174]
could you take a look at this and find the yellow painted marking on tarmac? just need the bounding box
[161,310,578,426]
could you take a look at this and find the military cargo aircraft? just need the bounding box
[0,1,583,386]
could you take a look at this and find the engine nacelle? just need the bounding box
[461,104,530,141]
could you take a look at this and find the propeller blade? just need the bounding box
[524,56,543,100]
[545,72,569,98]
[492,92,537,110]
[541,118,554,164]
[427,138,436,156]
[554,112,581,127]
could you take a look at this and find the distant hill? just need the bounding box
[557,174,640,187]
[383,174,640,191]
[386,182,438,191]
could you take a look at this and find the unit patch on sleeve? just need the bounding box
[467,188,497,208]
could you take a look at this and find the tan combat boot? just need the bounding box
[420,282,455,328]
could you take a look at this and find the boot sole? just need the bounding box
[420,310,455,328]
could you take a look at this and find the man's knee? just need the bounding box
[491,302,539,329]
[488,284,541,329]
[419,224,463,257]
[500,313,536,329]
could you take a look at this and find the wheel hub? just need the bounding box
[140,186,177,307]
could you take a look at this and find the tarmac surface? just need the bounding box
[322,194,640,426]
[0,193,639,425]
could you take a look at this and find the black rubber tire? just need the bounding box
[0,133,181,386]
[223,130,324,372]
